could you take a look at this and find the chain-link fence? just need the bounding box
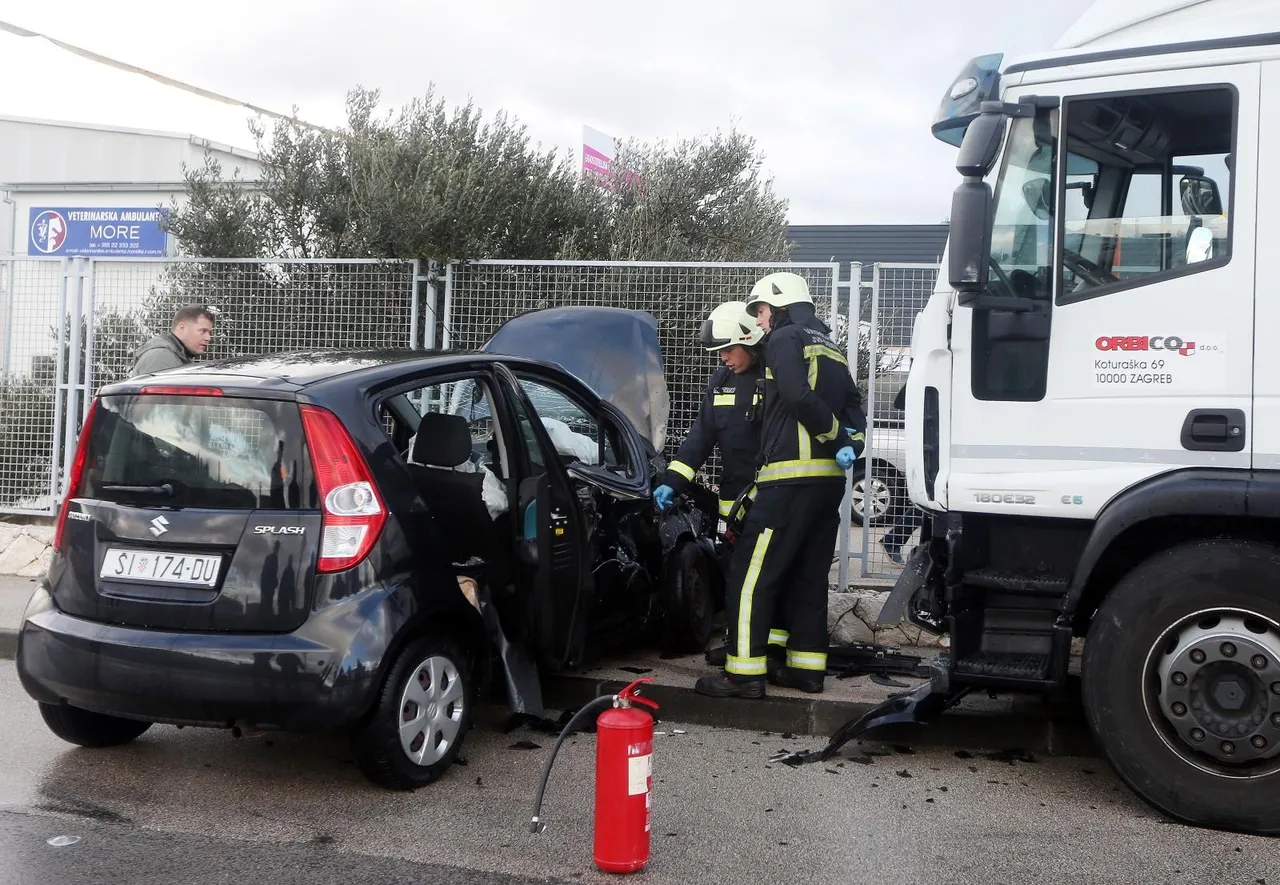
[86,259,422,393]
[857,263,939,578]
[441,260,841,487]
[0,258,69,514]
[0,257,421,516]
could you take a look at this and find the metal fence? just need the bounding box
[0,257,422,516]
[855,263,939,578]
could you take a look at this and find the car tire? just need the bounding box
[1082,539,1280,835]
[38,703,152,748]
[352,633,473,790]
[850,462,903,528]
[659,541,716,654]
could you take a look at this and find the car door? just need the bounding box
[493,363,591,670]
[945,63,1257,519]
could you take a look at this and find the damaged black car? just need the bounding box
[16,306,723,789]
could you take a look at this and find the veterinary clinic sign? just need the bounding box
[28,207,170,257]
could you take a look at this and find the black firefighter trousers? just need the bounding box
[723,481,846,680]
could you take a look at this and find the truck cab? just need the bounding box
[883,0,1280,835]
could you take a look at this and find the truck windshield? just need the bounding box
[988,112,1056,300]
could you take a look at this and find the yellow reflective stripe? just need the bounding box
[798,425,810,461]
[718,498,734,517]
[757,459,844,483]
[735,527,774,663]
[768,629,790,646]
[726,655,767,676]
[753,393,762,404]
[713,394,735,406]
[803,343,848,366]
[765,368,774,380]
[787,650,828,672]
[815,415,841,444]
[669,461,695,481]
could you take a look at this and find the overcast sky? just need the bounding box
[3,0,1096,224]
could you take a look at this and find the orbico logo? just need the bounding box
[1095,335,1197,356]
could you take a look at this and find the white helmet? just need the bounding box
[699,301,764,351]
[745,271,813,315]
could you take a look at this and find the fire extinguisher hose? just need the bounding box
[529,694,616,834]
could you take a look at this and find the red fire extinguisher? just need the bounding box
[529,677,660,874]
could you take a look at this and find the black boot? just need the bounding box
[766,646,785,680]
[768,666,825,694]
[704,645,728,667]
[694,671,766,699]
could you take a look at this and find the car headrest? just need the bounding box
[412,412,472,468]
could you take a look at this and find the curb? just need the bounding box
[540,674,1101,758]
[0,628,1098,759]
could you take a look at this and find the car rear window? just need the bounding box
[81,395,313,510]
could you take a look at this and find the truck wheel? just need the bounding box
[352,634,473,790]
[660,541,715,653]
[38,703,151,747]
[1082,539,1280,835]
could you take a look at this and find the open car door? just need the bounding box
[493,363,592,670]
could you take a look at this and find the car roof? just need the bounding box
[99,348,550,396]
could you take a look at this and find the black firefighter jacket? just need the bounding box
[660,362,764,516]
[755,302,866,487]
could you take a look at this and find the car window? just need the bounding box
[82,396,308,510]
[377,376,507,478]
[515,378,609,466]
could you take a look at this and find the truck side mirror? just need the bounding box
[1180,175,1223,216]
[949,180,994,298]
[955,112,1006,178]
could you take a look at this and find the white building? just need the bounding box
[0,115,262,260]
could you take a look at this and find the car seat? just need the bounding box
[406,412,498,564]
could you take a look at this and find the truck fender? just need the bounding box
[1065,467,1277,623]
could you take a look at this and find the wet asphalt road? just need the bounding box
[0,661,1275,884]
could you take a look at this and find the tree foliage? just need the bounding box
[166,86,791,265]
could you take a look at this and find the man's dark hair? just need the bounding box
[172,304,217,328]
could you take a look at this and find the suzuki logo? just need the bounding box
[149,515,170,537]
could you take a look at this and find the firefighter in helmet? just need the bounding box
[694,272,865,698]
[652,301,790,671]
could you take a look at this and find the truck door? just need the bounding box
[945,63,1259,520]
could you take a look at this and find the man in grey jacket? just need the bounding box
[129,304,217,377]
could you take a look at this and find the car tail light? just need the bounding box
[138,385,224,396]
[53,398,99,552]
[300,404,386,573]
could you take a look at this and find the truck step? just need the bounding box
[953,652,1051,681]
[963,569,1070,597]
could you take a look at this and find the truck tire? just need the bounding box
[1082,539,1280,835]
[659,541,715,653]
[38,703,152,747]
[352,634,473,790]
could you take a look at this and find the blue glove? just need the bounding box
[653,484,675,511]
[835,446,857,470]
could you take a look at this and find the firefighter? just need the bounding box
[694,271,865,698]
[651,301,789,671]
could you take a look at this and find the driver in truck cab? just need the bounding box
[652,301,790,673]
[695,272,865,699]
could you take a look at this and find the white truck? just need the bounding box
[875,0,1280,836]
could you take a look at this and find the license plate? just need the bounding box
[99,548,222,587]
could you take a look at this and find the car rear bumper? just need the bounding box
[16,584,391,732]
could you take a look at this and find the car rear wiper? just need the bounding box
[102,483,174,497]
